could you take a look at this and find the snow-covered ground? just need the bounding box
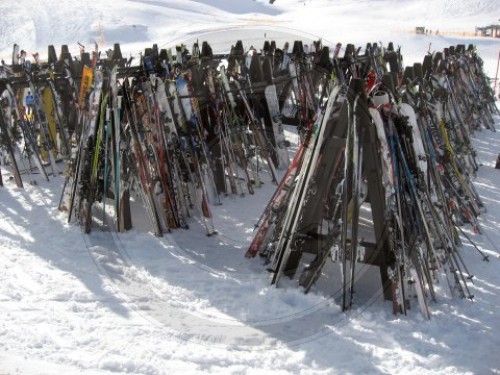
[1,0,500,374]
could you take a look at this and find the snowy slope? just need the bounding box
[0,0,280,59]
[1,1,500,374]
[2,0,499,72]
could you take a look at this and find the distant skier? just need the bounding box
[495,154,500,169]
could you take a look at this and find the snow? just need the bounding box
[1,0,500,374]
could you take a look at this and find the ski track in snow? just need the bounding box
[2,0,500,374]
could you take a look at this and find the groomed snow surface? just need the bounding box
[1,0,500,374]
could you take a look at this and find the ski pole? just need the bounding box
[456,225,489,262]
[494,50,500,96]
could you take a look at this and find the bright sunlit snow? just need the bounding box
[1,0,500,374]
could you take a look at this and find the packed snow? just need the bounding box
[1,0,500,374]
